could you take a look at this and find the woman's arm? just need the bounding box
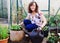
[19,22,23,26]
[19,13,30,25]
[40,14,47,29]
[25,13,30,19]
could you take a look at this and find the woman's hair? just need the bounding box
[28,2,38,13]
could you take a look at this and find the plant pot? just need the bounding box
[31,36,44,43]
[43,30,48,37]
[0,38,8,43]
[10,30,24,41]
[31,36,43,43]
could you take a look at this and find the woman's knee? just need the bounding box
[25,24,38,31]
[23,19,31,26]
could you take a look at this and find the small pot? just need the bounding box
[0,38,8,43]
[43,30,48,37]
[31,36,43,43]
[10,30,24,41]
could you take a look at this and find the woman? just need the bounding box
[20,2,47,32]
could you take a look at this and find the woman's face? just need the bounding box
[30,3,36,12]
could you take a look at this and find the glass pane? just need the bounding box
[0,0,8,24]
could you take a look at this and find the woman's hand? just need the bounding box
[19,22,23,26]
[37,27,42,31]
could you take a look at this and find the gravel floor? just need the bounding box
[8,36,48,43]
[8,37,32,43]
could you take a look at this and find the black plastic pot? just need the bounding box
[30,35,43,43]
[43,30,48,37]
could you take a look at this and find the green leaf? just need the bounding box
[11,25,22,31]
[0,26,8,40]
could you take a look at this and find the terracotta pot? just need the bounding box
[10,30,24,41]
[0,38,8,43]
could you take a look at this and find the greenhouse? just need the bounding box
[0,0,60,43]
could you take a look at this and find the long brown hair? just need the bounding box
[28,2,38,13]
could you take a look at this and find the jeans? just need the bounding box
[23,19,38,32]
[23,19,44,43]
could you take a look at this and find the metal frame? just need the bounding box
[10,0,12,26]
[16,0,19,24]
[1,0,8,18]
[1,0,3,18]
